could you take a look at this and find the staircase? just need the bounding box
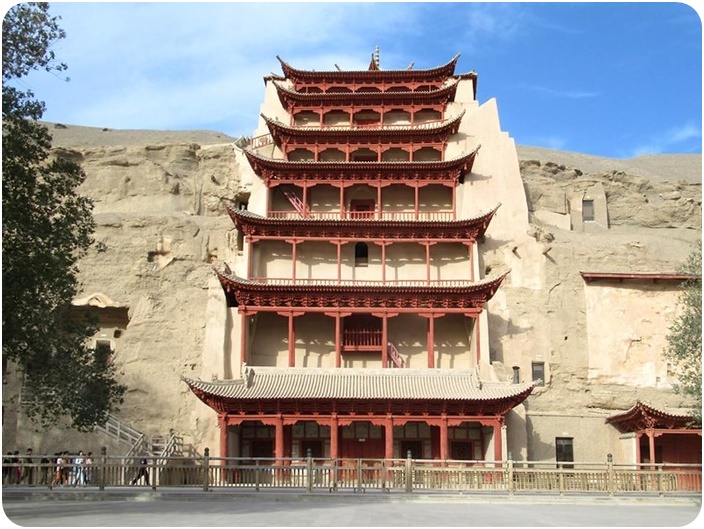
[98,414,183,459]
[281,186,308,216]
[387,342,406,368]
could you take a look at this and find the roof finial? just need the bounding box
[369,46,381,71]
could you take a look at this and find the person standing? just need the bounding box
[12,451,21,485]
[50,452,66,487]
[84,452,94,485]
[72,451,86,486]
[2,452,12,486]
[131,456,150,486]
[21,448,34,486]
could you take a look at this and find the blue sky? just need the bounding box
[5,1,703,158]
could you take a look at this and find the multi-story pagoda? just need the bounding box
[184,52,534,462]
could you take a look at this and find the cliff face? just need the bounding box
[2,123,700,455]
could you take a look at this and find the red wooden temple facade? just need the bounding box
[607,401,702,466]
[184,53,534,462]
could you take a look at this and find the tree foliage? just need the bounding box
[2,3,125,431]
[664,239,702,424]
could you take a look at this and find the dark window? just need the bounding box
[532,362,545,386]
[95,340,113,366]
[354,242,369,267]
[556,437,574,468]
[512,366,520,384]
[582,199,595,222]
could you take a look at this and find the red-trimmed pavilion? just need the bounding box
[185,53,533,463]
[607,401,702,466]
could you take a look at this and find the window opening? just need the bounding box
[354,242,369,267]
[532,362,545,386]
[556,437,574,468]
[582,199,595,222]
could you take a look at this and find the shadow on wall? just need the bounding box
[487,312,533,364]
[525,415,557,462]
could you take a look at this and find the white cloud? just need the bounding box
[628,123,702,157]
[521,84,600,99]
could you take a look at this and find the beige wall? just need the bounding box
[584,281,680,388]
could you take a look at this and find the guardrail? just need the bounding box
[3,450,701,495]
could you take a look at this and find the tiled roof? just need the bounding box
[261,110,465,136]
[217,270,509,293]
[243,148,479,171]
[272,78,460,101]
[277,55,462,80]
[227,203,500,229]
[183,367,534,401]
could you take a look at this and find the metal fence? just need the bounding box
[3,450,701,496]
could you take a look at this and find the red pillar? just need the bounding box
[336,241,342,283]
[385,415,394,460]
[475,316,481,365]
[382,313,388,368]
[331,415,339,460]
[275,416,284,460]
[335,313,341,368]
[288,313,295,367]
[427,316,435,369]
[290,240,297,283]
[493,421,502,463]
[440,415,448,461]
[414,184,420,220]
[219,414,228,458]
[240,313,248,369]
[647,429,656,468]
[377,183,382,219]
[302,184,308,217]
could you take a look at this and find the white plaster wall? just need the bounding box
[584,283,679,387]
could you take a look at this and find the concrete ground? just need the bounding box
[2,487,701,527]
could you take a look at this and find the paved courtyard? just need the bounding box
[2,488,701,526]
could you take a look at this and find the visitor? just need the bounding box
[2,452,12,486]
[72,451,86,486]
[131,456,150,486]
[50,452,67,487]
[84,452,94,485]
[21,448,34,485]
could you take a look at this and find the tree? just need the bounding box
[664,239,702,424]
[2,3,125,431]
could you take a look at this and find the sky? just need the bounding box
[4,1,703,158]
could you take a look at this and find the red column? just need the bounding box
[475,316,481,365]
[291,240,297,283]
[246,238,253,279]
[440,415,448,461]
[288,313,295,367]
[425,243,431,283]
[385,415,394,460]
[331,414,339,460]
[382,313,388,368]
[452,185,456,219]
[339,185,345,216]
[335,313,341,368]
[414,184,420,220]
[240,313,248,369]
[427,316,435,369]
[377,183,382,219]
[647,429,656,468]
[493,421,502,463]
[302,185,308,217]
[381,243,387,282]
[219,414,228,458]
[275,416,284,460]
[337,241,342,284]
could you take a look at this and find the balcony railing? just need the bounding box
[248,278,475,287]
[342,329,381,350]
[5,452,700,495]
[268,211,455,221]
